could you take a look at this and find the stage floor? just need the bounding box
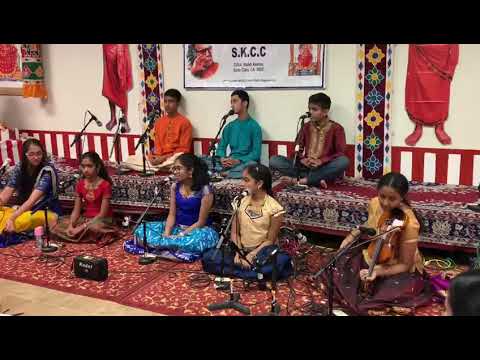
[0,234,462,316]
[0,279,161,316]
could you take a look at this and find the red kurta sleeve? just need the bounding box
[319,124,346,164]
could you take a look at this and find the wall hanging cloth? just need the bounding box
[21,44,48,99]
[137,44,165,153]
[102,44,133,112]
[405,44,459,146]
[355,44,394,179]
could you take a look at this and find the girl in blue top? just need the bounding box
[134,154,219,254]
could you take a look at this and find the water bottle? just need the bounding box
[34,226,44,250]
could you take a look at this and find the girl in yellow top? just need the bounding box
[319,172,432,315]
[231,164,286,269]
[202,164,293,280]
[0,139,60,234]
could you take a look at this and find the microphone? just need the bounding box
[119,116,127,134]
[222,109,235,121]
[163,174,175,183]
[358,226,377,237]
[232,189,249,209]
[0,159,11,176]
[87,110,102,127]
[299,111,311,120]
[59,173,81,191]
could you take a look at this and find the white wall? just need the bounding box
[391,44,478,150]
[0,44,478,150]
[0,44,144,135]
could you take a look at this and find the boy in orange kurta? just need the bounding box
[149,89,193,168]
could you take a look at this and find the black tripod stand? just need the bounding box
[31,200,59,253]
[132,186,162,265]
[109,116,128,175]
[310,226,399,316]
[290,115,308,192]
[308,230,366,316]
[208,111,232,182]
[134,110,159,177]
[259,248,281,316]
[207,195,251,315]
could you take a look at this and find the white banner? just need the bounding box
[184,44,326,89]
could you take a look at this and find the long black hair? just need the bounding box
[377,172,423,231]
[449,270,480,316]
[80,151,112,185]
[245,163,273,197]
[176,153,210,192]
[18,138,49,203]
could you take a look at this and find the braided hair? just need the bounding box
[176,153,210,192]
[245,163,274,197]
[80,151,112,185]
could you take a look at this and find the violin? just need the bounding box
[362,208,409,294]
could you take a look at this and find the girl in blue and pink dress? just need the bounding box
[130,154,219,255]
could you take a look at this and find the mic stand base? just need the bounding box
[207,291,251,316]
[304,302,334,316]
[41,245,58,253]
[210,174,224,183]
[289,184,308,192]
[139,252,157,265]
[139,171,155,177]
[258,300,281,316]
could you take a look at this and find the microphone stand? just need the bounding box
[109,118,124,175]
[70,115,96,150]
[135,127,155,178]
[132,187,162,265]
[207,195,251,315]
[290,116,308,192]
[209,115,229,183]
[31,177,80,253]
[311,226,402,316]
[134,111,159,177]
[259,248,281,316]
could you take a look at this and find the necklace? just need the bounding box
[85,178,101,202]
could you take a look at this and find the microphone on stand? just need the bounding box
[290,112,311,191]
[232,190,249,209]
[119,116,127,134]
[299,111,311,120]
[58,173,81,192]
[87,110,103,127]
[71,110,103,147]
[222,109,235,121]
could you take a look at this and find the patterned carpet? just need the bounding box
[275,178,480,249]
[0,234,460,316]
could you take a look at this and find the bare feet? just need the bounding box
[320,180,328,189]
[391,306,413,316]
[279,176,297,186]
[367,307,391,316]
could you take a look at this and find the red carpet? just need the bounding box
[0,233,167,302]
[0,237,459,316]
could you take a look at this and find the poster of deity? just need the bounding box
[288,44,324,77]
[0,44,23,94]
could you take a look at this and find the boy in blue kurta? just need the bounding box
[204,90,262,179]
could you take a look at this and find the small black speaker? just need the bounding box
[73,255,108,281]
